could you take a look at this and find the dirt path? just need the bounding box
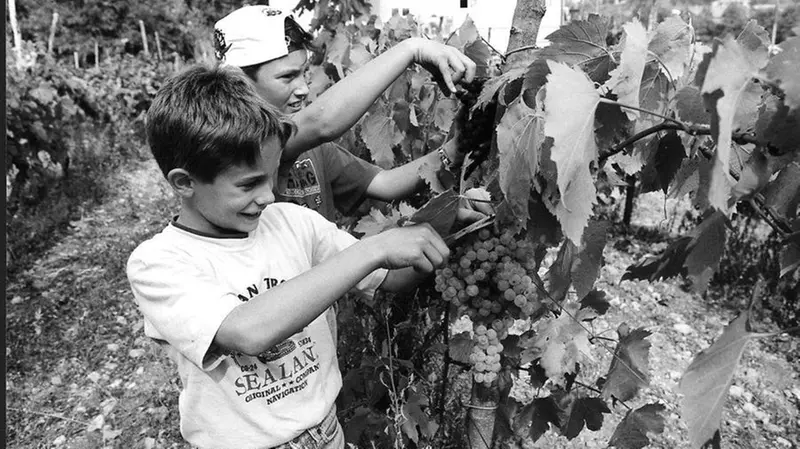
[6,160,799,449]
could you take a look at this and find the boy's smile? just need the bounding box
[177,137,283,236]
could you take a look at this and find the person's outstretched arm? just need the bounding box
[284,38,476,160]
[214,223,449,355]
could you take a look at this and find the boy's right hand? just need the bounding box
[368,223,450,273]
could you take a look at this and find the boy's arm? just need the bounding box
[364,143,462,201]
[284,38,476,160]
[214,224,449,356]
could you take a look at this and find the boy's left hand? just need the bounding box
[456,187,494,223]
[412,39,477,96]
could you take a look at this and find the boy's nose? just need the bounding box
[254,188,275,207]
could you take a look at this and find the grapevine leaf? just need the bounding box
[608,403,667,449]
[678,309,773,449]
[401,391,438,444]
[353,207,402,237]
[765,36,800,110]
[513,397,561,442]
[544,61,600,244]
[409,189,460,236]
[560,395,611,440]
[348,41,374,72]
[464,39,492,78]
[701,36,769,211]
[433,97,458,132]
[571,220,609,300]
[526,189,563,247]
[498,368,514,402]
[362,103,402,168]
[555,167,597,247]
[755,97,800,154]
[654,131,686,194]
[604,20,649,120]
[601,327,652,402]
[760,158,800,223]
[648,16,693,81]
[736,20,770,54]
[638,62,671,129]
[473,67,526,111]
[730,148,770,204]
[580,289,610,315]
[417,152,454,194]
[326,25,351,79]
[448,331,474,364]
[305,65,333,101]
[546,239,576,303]
[534,304,592,384]
[622,210,727,291]
[540,14,614,82]
[521,59,551,108]
[497,98,543,222]
[674,86,711,125]
[594,100,633,153]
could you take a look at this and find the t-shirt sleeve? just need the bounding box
[321,142,382,215]
[294,206,388,296]
[126,245,242,371]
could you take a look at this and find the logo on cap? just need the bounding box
[260,6,283,17]
[214,29,230,61]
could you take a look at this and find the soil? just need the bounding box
[6,158,800,449]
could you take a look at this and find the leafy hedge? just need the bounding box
[5,40,174,274]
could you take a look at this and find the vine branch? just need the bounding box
[504,44,538,58]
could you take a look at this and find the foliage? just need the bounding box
[316,9,799,449]
[5,40,174,275]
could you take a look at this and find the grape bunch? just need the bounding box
[469,322,505,385]
[434,227,545,384]
[454,78,497,179]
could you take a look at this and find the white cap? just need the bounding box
[214,5,291,67]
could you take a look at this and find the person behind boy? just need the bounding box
[127,65,450,449]
[214,6,492,223]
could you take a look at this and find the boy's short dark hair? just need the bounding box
[146,64,294,182]
[240,16,314,80]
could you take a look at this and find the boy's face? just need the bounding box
[250,50,309,115]
[180,138,282,236]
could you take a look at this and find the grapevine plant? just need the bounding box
[300,4,798,448]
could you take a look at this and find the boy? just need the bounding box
[127,65,449,449]
[214,5,491,222]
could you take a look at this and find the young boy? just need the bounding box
[127,65,449,449]
[214,5,491,222]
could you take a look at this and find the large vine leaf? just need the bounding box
[473,67,526,111]
[533,303,592,384]
[361,102,403,168]
[409,189,460,237]
[678,309,775,449]
[764,36,800,110]
[601,326,652,402]
[401,390,438,444]
[648,16,693,82]
[608,403,667,449]
[571,220,609,300]
[674,86,710,125]
[448,331,473,364]
[604,20,649,120]
[760,158,800,223]
[353,203,416,237]
[511,397,561,442]
[544,61,600,245]
[701,34,769,211]
[539,14,614,82]
[496,97,544,222]
[622,210,727,292]
[554,392,611,440]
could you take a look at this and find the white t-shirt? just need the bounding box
[126,203,387,449]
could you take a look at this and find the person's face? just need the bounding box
[251,50,309,114]
[180,137,282,236]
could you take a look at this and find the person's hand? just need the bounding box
[366,223,450,273]
[456,187,494,223]
[410,38,477,96]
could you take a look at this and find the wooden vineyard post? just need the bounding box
[74,51,79,69]
[9,0,23,70]
[94,41,99,69]
[48,11,59,56]
[139,20,150,58]
[155,31,164,61]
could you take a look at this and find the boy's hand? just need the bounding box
[456,187,495,223]
[369,223,450,273]
[411,38,477,96]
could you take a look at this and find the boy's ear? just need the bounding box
[167,168,195,198]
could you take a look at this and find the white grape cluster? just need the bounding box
[469,322,506,385]
[434,227,544,384]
